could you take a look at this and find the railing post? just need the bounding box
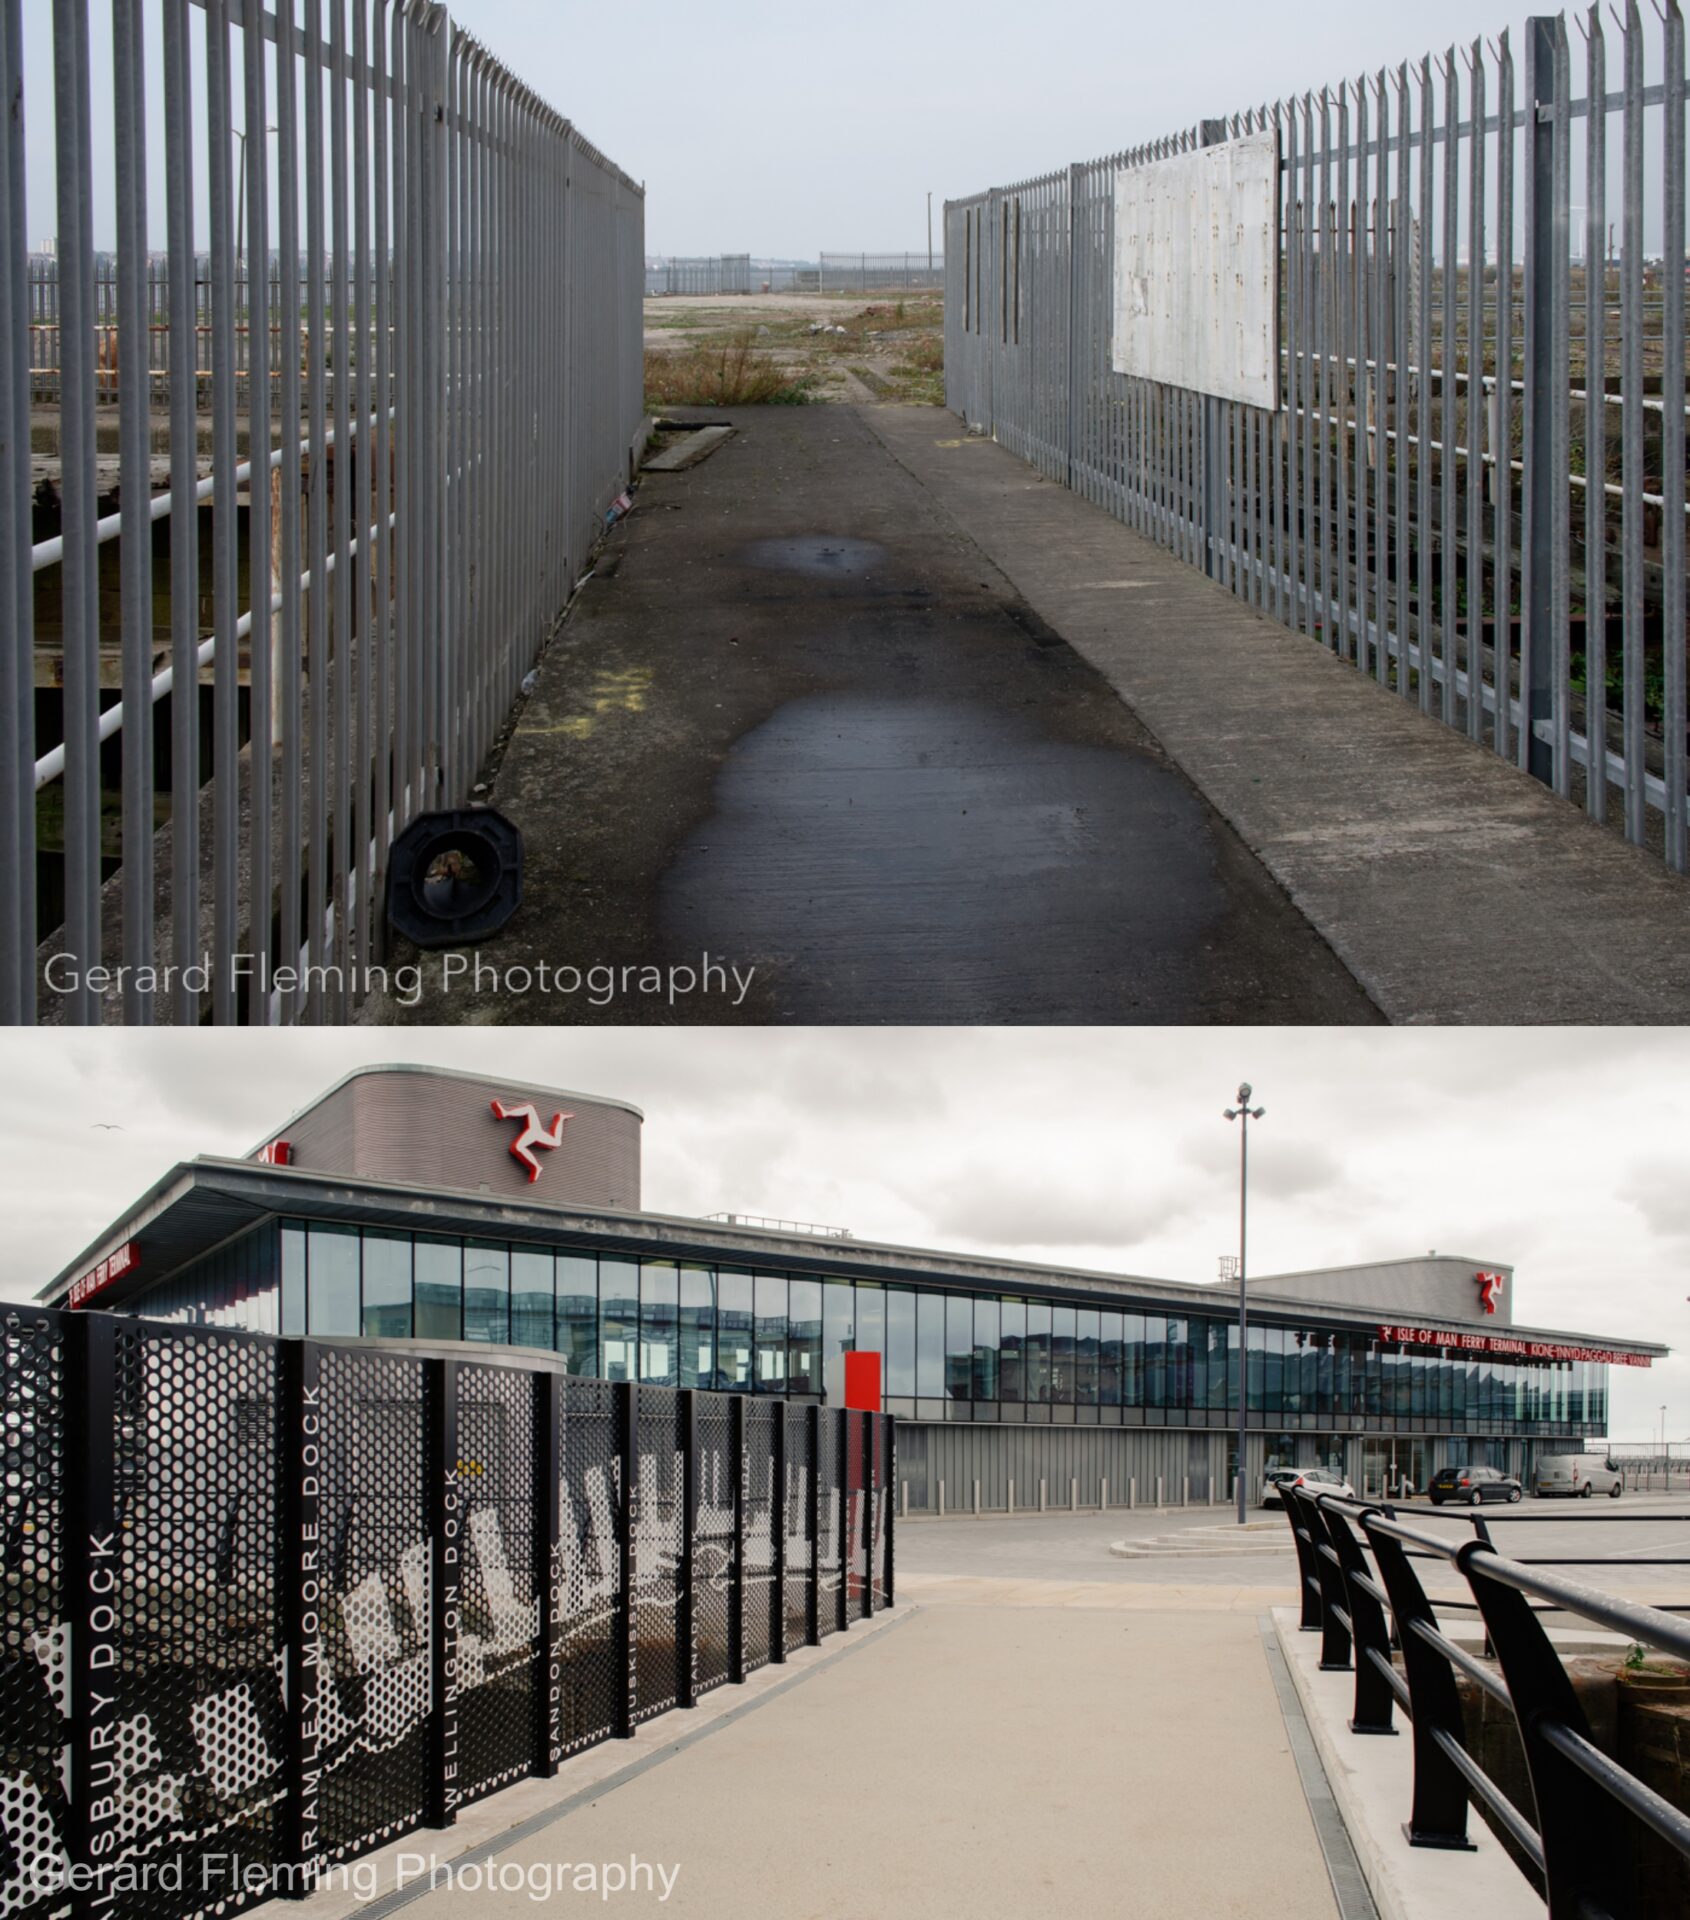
[728,1393,746,1682]
[1520,15,1569,787]
[1199,118,1229,578]
[678,1387,698,1702]
[424,1355,460,1825]
[1281,1485,1325,1632]
[772,1399,789,1654]
[534,1370,564,1770]
[275,1335,323,1891]
[806,1402,821,1646]
[614,1380,636,1736]
[1460,1541,1627,1915]
[65,1312,122,1920]
[1307,1496,1354,1673]
[1315,1502,1397,1733]
[1362,1514,1476,1850]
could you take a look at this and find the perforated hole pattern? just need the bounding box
[692,1395,732,1696]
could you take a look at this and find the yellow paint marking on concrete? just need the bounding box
[517,665,652,740]
[933,435,992,449]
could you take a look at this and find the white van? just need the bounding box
[1533,1452,1624,1498]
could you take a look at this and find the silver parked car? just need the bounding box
[1261,1464,1355,1509]
[1534,1452,1624,1498]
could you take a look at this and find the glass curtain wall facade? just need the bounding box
[131,1220,1614,1438]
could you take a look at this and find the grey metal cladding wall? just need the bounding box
[276,1069,642,1210]
[1258,1258,1513,1327]
[896,1423,1225,1512]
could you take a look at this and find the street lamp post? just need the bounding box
[1225,1082,1265,1525]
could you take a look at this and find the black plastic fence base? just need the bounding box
[1349,1720,1399,1737]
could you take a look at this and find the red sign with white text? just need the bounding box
[68,1241,140,1309]
[1376,1323,1650,1367]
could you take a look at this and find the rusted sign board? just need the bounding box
[1111,131,1280,409]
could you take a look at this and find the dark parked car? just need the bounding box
[1428,1463,1523,1507]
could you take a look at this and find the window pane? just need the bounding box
[1100,1312,1123,1407]
[1245,1322,1264,1415]
[788,1279,822,1395]
[599,1259,639,1383]
[1207,1320,1229,1411]
[1050,1306,1076,1404]
[822,1281,855,1371]
[641,1261,679,1388]
[972,1296,1000,1402]
[945,1295,972,1401]
[281,1223,306,1335]
[1146,1315,1167,1410]
[361,1233,411,1338]
[717,1271,753,1391]
[511,1249,554,1351]
[916,1292,944,1398]
[885,1288,916,1396]
[464,1243,509,1344]
[756,1274,788,1391]
[1167,1316,1190,1409]
[556,1255,598,1378]
[307,1226,360,1337]
[415,1237,462,1340]
[681,1266,715,1391]
[1026,1301,1051,1405]
[1000,1300,1025,1403]
[1123,1313,1144,1407]
[1076,1309,1100,1407]
[855,1286,886,1368]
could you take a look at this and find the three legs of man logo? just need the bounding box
[1476,1270,1505,1315]
[490,1100,573,1182]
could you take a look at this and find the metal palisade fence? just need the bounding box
[0,0,647,1025]
[0,1306,893,1916]
[946,6,1688,873]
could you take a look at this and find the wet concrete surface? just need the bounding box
[379,406,1381,1025]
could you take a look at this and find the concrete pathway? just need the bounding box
[865,408,1690,1023]
[378,405,1376,1024]
[337,1605,1340,1920]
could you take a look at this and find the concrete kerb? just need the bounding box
[279,1607,913,1920]
[1270,1607,1541,1920]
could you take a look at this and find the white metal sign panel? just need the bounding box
[1111,131,1280,409]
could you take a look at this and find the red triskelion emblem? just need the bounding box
[1475,1271,1504,1315]
[490,1099,572,1183]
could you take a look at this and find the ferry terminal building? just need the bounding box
[42,1066,1665,1506]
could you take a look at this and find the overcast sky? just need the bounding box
[2,1027,1683,1442]
[25,0,1541,259]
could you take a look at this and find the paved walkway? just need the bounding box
[379,404,1376,1024]
[320,1605,1339,1920]
[865,408,1690,1023]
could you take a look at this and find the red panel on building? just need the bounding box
[843,1350,882,1411]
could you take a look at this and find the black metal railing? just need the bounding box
[1282,1484,1690,1919]
[0,1305,894,1917]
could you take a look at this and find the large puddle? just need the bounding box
[739,535,889,578]
[660,692,1233,1021]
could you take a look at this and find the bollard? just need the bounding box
[938,1478,946,1518]
[901,1481,909,1518]
[973,1478,980,1517]
[1156,1475,1164,1507]
[1182,1475,1189,1508]
[1007,1478,1015,1515]
[1128,1475,1136,1509]
[1070,1477,1078,1512]
[1207,1475,1215,1507]
[1039,1478,1048,1512]
[1101,1476,1109,1510]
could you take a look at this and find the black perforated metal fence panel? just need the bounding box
[742,1404,775,1675]
[104,1323,285,1917]
[783,1405,812,1654]
[457,1365,537,1807]
[845,1412,867,1620]
[692,1395,732,1696]
[28,1313,889,1916]
[632,1391,682,1723]
[816,1414,842,1638]
[872,1417,890,1607]
[558,1379,619,1757]
[0,1309,68,1920]
[317,1347,430,1864]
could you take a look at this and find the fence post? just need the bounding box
[1199,118,1229,578]
[1520,16,1569,787]
[1065,163,1081,484]
[806,1403,821,1646]
[424,1356,461,1824]
[772,1400,789,1655]
[534,1371,564,1770]
[728,1393,746,1683]
[1281,1486,1326,1633]
[1314,1502,1397,1734]
[614,1380,636,1736]
[65,1312,122,1919]
[273,1337,323,1890]
[860,1413,874,1619]
[1362,1515,1475,1849]
[836,1408,850,1633]
[678,1388,698,1701]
